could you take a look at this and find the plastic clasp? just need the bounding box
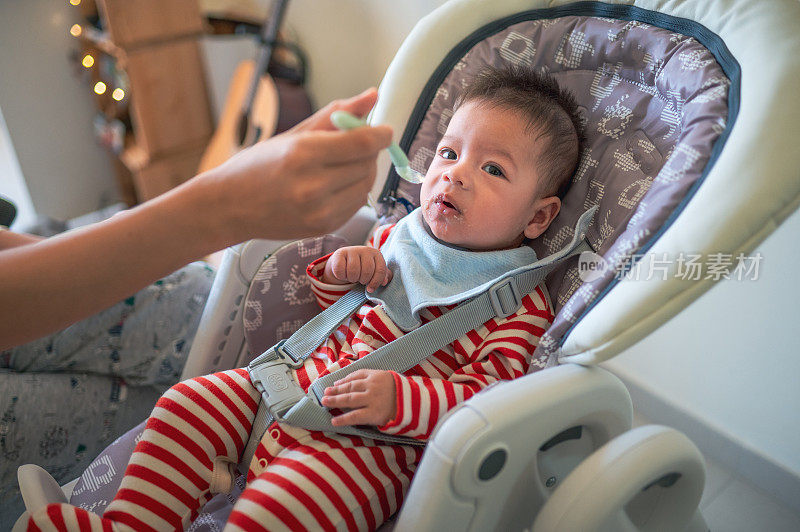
[488,278,522,318]
[274,339,303,366]
[248,340,306,420]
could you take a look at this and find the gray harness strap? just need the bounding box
[239,289,367,472]
[239,207,597,473]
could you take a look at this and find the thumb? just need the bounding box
[292,88,379,133]
[337,87,379,119]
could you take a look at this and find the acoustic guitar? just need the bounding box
[199,0,312,174]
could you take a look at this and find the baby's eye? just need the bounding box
[439,148,457,160]
[483,164,504,177]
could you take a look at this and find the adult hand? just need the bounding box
[288,87,379,134]
[203,88,392,244]
[322,369,397,427]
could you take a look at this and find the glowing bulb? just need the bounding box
[112,88,125,101]
[93,81,107,95]
[81,54,94,68]
[69,24,82,37]
[69,0,81,6]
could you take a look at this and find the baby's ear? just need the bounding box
[524,196,561,240]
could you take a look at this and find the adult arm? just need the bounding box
[0,228,44,250]
[0,89,392,349]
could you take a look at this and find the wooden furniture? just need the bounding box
[75,0,213,202]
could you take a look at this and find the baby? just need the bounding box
[29,65,582,531]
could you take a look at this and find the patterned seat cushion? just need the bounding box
[242,234,348,359]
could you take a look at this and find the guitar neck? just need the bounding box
[243,0,291,118]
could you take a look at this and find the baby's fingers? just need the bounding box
[325,377,366,396]
[344,251,365,284]
[359,254,376,287]
[366,265,384,293]
[366,256,391,293]
[321,390,367,410]
[328,250,349,282]
[330,407,376,427]
[333,369,370,386]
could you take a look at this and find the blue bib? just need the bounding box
[366,208,538,331]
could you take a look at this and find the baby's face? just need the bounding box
[420,100,552,251]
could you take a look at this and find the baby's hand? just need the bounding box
[323,246,392,293]
[322,369,396,427]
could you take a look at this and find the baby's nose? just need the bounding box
[443,171,467,188]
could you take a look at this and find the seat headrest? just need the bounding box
[377,14,733,360]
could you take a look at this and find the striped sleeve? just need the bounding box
[366,223,396,250]
[378,285,555,441]
[306,253,357,310]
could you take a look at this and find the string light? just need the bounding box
[81,54,94,68]
[69,24,82,37]
[112,88,125,101]
[93,81,107,95]
[69,0,81,6]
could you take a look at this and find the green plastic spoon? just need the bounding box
[330,110,424,184]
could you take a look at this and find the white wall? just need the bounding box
[602,205,800,477]
[0,0,117,221]
[282,0,449,104]
[202,0,451,121]
[0,107,37,229]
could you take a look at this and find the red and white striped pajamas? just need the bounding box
[29,225,554,531]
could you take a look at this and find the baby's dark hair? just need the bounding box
[454,65,584,199]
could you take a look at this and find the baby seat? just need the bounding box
[17,0,800,530]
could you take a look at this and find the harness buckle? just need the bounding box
[248,340,306,421]
[488,278,523,318]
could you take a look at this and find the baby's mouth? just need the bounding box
[433,193,460,213]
